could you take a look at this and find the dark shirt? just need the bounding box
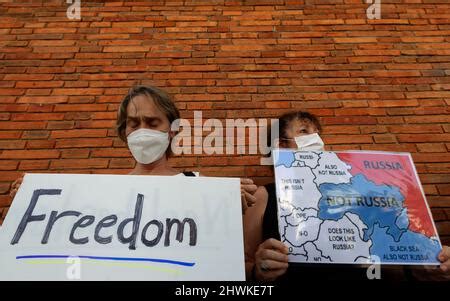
[262,183,411,282]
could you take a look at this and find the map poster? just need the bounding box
[273,149,442,265]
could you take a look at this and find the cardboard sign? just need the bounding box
[0,173,244,280]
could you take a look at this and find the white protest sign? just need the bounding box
[0,173,244,280]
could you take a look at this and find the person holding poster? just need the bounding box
[243,111,450,281]
[10,85,257,213]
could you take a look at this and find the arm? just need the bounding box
[243,186,289,281]
[240,178,257,214]
[243,186,267,279]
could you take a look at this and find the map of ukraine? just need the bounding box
[274,150,441,265]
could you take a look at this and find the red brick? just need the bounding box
[0,131,22,139]
[50,159,109,170]
[334,37,378,43]
[398,134,450,143]
[368,99,419,107]
[61,149,90,159]
[0,113,10,121]
[91,112,117,120]
[53,104,108,112]
[323,135,373,145]
[91,149,131,158]
[322,116,377,125]
[19,160,50,170]
[0,161,19,171]
[0,121,46,130]
[26,140,55,149]
[412,153,450,163]
[387,125,443,134]
[406,91,450,99]
[12,113,65,121]
[99,27,143,34]
[50,129,108,139]
[21,131,49,139]
[0,183,11,194]
[103,46,150,52]
[0,140,25,149]
[75,120,115,128]
[109,158,135,169]
[0,88,25,95]
[404,115,450,124]
[0,196,12,208]
[55,138,113,148]
[46,121,75,130]
[111,22,153,28]
[0,150,60,159]
[52,88,103,96]
[420,174,450,185]
[417,143,448,153]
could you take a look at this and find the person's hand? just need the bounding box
[438,245,450,274]
[240,178,257,214]
[9,174,24,200]
[254,238,289,281]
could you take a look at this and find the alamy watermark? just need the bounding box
[66,256,81,280]
[366,0,381,20]
[170,111,279,165]
[66,0,81,20]
[366,255,382,280]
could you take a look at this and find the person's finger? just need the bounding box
[240,178,254,185]
[241,192,249,214]
[260,259,289,270]
[244,191,256,206]
[258,266,288,281]
[440,260,450,273]
[242,186,258,196]
[242,183,258,194]
[261,238,289,254]
[12,177,23,189]
[259,249,289,263]
[438,246,450,262]
[437,246,450,262]
[9,187,17,198]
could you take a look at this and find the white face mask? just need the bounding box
[294,133,324,151]
[127,128,170,164]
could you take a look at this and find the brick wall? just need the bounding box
[0,0,449,244]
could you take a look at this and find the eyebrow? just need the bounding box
[127,116,162,124]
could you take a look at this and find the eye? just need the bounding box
[127,119,139,128]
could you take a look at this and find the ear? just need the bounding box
[169,130,177,139]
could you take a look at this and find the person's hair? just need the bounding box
[278,111,322,139]
[116,85,180,142]
[266,111,322,153]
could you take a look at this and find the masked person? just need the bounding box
[10,85,257,214]
[243,111,450,282]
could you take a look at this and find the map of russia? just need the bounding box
[273,150,442,265]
